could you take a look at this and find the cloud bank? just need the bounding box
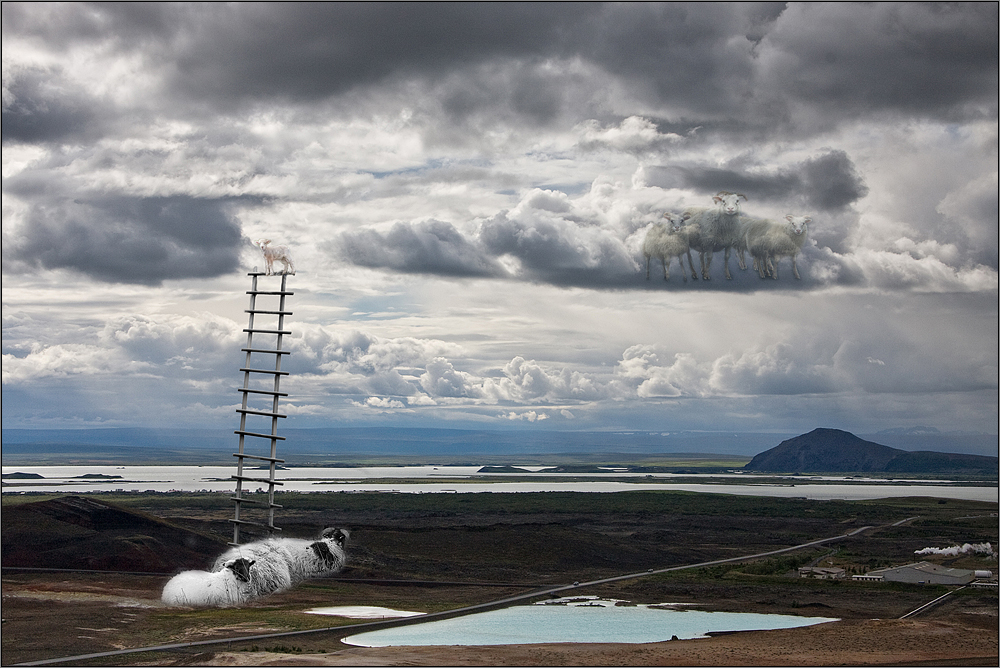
[2,3,996,435]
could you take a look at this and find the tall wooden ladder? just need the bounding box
[230,270,293,546]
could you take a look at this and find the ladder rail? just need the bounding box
[231,269,291,546]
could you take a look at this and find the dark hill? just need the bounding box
[1,495,226,572]
[745,428,998,474]
[885,450,999,475]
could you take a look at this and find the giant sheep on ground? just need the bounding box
[162,527,349,607]
[161,557,256,607]
[642,212,692,283]
[681,192,747,280]
[744,215,812,279]
[254,239,296,275]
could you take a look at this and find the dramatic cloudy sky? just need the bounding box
[3,2,997,438]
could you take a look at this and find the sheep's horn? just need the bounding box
[736,193,748,201]
[716,190,733,197]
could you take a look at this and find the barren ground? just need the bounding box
[2,491,997,666]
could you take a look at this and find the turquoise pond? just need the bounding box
[341,598,839,647]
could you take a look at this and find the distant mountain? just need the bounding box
[745,428,998,475]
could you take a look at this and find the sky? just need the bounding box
[2,2,997,439]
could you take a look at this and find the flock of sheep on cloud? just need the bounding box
[162,527,349,607]
[642,191,812,283]
[252,194,809,284]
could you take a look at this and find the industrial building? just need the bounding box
[853,561,977,585]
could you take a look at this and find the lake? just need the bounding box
[340,597,839,647]
[2,465,996,501]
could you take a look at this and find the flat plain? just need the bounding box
[2,489,997,666]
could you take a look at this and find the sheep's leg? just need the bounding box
[686,249,698,280]
[678,254,688,283]
[769,256,778,279]
[736,247,747,271]
[661,256,669,281]
[724,247,733,280]
[701,251,712,280]
[792,255,800,280]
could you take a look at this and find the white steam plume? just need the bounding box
[162,527,349,607]
[914,542,993,557]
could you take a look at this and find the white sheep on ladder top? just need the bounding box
[254,239,296,275]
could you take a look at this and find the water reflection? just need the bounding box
[342,597,838,647]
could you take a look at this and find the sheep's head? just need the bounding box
[712,192,746,215]
[225,558,256,583]
[785,215,811,235]
[663,212,683,232]
[253,239,272,250]
[322,527,350,547]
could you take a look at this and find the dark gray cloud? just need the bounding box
[6,3,993,131]
[3,195,248,285]
[158,3,597,105]
[336,220,506,277]
[1,66,105,144]
[478,211,637,287]
[757,3,998,121]
[800,151,869,210]
[647,150,869,211]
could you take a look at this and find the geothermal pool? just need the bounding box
[340,597,839,647]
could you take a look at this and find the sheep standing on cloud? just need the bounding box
[643,212,695,282]
[162,527,349,607]
[641,190,813,283]
[254,238,296,275]
[745,214,812,280]
[681,191,748,281]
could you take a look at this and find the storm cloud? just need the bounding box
[3,195,247,285]
[2,3,996,436]
[647,150,869,211]
[337,220,506,278]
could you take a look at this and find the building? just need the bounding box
[798,566,846,579]
[856,561,976,585]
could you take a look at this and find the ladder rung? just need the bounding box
[242,347,292,355]
[247,290,294,296]
[237,388,288,396]
[231,474,285,486]
[229,518,283,529]
[239,367,289,375]
[235,430,286,440]
[234,453,286,463]
[243,328,292,335]
[231,496,283,508]
[236,408,287,418]
[246,309,293,315]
